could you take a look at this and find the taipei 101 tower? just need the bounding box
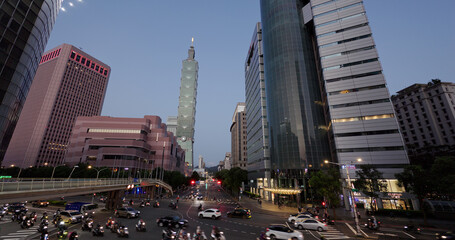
[176,39,199,171]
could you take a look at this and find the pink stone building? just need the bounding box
[2,44,110,168]
[64,115,185,174]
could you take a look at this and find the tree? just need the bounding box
[191,171,200,181]
[354,165,387,211]
[309,168,341,218]
[396,165,432,224]
[430,156,455,199]
[214,168,247,196]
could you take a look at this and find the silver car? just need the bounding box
[115,207,140,218]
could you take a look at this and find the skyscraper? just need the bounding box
[230,102,247,170]
[176,39,198,170]
[260,0,331,193]
[258,0,410,209]
[0,0,61,165]
[2,44,110,168]
[244,23,271,199]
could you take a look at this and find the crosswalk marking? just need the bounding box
[0,225,45,239]
[318,225,352,239]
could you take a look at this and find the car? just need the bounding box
[115,207,140,218]
[198,208,221,219]
[266,224,303,240]
[31,200,49,207]
[60,211,83,224]
[436,231,455,240]
[227,208,251,219]
[294,219,327,231]
[99,196,107,203]
[8,205,28,214]
[288,213,313,223]
[156,216,189,229]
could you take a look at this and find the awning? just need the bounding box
[264,188,302,195]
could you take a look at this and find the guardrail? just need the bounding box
[0,178,172,193]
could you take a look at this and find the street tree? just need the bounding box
[354,165,387,211]
[309,168,341,218]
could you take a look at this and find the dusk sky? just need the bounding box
[46,0,455,167]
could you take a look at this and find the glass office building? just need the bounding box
[0,0,61,164]
[260,0,331,193]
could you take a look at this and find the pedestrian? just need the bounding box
[259,199,262,206]
[298,206,302,213]
[357,211,361,219]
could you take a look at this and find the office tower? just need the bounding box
[260,0,331,192]
[244,23,271,199]
[223,152,231,170]
[176,39,198,170]
[65,115,185,173]
[230,103,247,169]
[2,44,110,168]
[0,0,61,164]
[392,81,455,157]
[259,0,410,208]
[166,116,178,136]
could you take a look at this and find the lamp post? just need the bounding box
[158,142,166,197]
[324,158,362,236]
[88,166,110,180]
[67,165,79,180]
[51,165,66,181]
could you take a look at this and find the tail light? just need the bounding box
[266,228,269,232]
[324,224,327,226]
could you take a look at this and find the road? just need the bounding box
[0,181,444,239]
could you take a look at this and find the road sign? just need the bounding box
[352,189,359,192]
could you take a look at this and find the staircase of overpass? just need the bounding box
[0,178,172,204]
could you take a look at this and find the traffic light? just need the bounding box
[93,193,96,196]
[322,201,326,207]
[191,180,195,185]
[217,181,221,185]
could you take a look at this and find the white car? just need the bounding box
[288,213,313,223]
[198,208,221,219]
[294,219,327,232]
[266,224,303,240]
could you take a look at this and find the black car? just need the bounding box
[156,216,188,229]
[8,205,28,214]
[227,208,251,219]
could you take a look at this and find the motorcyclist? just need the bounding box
[68,231,78,240]
[136,219,146,231]
[193,226,207,240]
[259,231,268,240]
[106,217,113,228]
[211,226,221,239]
[41,212,48,221]
[198,203,203,211]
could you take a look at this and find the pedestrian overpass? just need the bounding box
[0,178,172,204]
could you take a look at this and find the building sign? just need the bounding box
[388,193,403,199]
[0,176,11,179]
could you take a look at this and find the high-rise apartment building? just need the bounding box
[2,44,110,168]
[230,103,247,169]
[0,0,61,164]
[176,40,198,170]
[392,81,455,155]
[258,0,410,209]
[244,22,271,199]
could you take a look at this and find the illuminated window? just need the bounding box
[88,128,141,134]
[332,114,394,123]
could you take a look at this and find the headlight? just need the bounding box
[137,211,140,214]
[72,217,76,220]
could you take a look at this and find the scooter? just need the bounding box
[81,219,93,231]
[139,202,145,208]
[136,221,146,232]
[162,228,177,239]
[110,221,120,233]
[153,201,160,208]
[40,233,49,240]
[211,231,226,240]
[21,219,32,229]
[92,225,104,237]
[322,218,335,225]
[37,224,48,233]
[68,231,79,240]
[117,226,129,238]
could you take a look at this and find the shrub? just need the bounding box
[374,209,423,218]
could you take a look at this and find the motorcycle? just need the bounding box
[136,221,146,232]
[106,219,115,229]
[92,225,104,237]
[38,224,48,233]
[117,226,129,238]
[40,233,49,240]
[145,201,151,206]
[110,221,120,233]
[162,228,177,239]
[153,201,160,208]
[322,218,335,225]
[139,202,145,208]
[81,219,94,231]
[57,229,68,239]
[29,212,38,223]
[68,231,79,240]
[211,231,226,240]
[404,224,421,234]
[21,219,32,229]
[364,218,380,230]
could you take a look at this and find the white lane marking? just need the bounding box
[402,231,416,239]
[344,222,357,235]
[360,229,369,237]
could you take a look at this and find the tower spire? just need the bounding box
[191,37,194,47]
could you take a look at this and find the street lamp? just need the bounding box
[67,165,79,180]
[324,158,362,236]
[88,166,110,180]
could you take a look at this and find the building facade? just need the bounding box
[166,116,178,136]
[258,0,411,209]
[392,81,455,156]
[223,152,231,170]
[0,0,61,164]
[244,22,271,199]
[2,44,110,168]
[176,40,198,170]
[65,115,185,173]
[230,103,247,169]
